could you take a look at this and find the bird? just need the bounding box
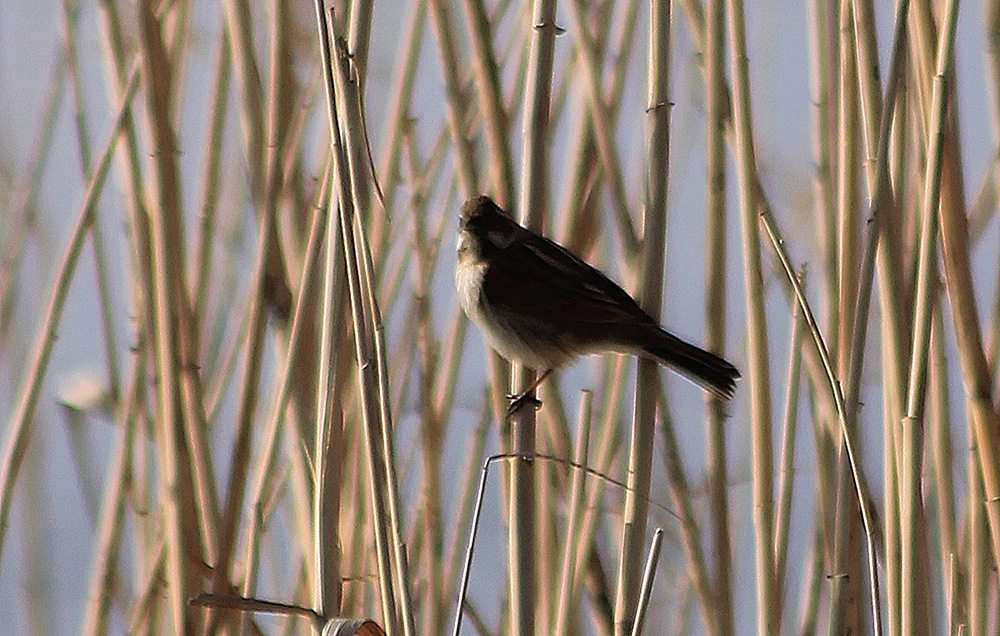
[455,195,739,415]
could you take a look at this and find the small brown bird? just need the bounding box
[455,195,739,413]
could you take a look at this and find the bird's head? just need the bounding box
[458,195,518,260]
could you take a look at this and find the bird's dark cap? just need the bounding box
[461,195,509,220]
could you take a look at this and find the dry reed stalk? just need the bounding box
[967,446,989,635]
[322,10,416,636]
[991,0,1000,218]
[376,0,426,251]
[341,4,377,231]
[406,125,448,636]
[797,525,825,635]
[214,77,283,630]
[553,390,592,636]
[553,0,639,270]
[703,0,734,630]
[0,52,66,346]
[725,0,777,632]
[614,2,670,634]
[570,0,640,260]
[680,0,843,441]
[241,173,330,614]
[820,2,911,632]
[427,0,481,200]
[52,0,121,436]
[760,205,887,636]
[81,357,144,636]
[808,0,837,341]
[774,288,805,597]
[536,448,556,630]
[96,12,182,624]
[139,3,203,632]
[911,0,1000,580]
[563,0,638,259]
[569,356,628,635]
[929,303,959,619]
[506,1,560,635]
[836,0,860,385]
[853,5,910,631]
[221,0,265,200]
[352,8,419,631]
[62,0,93,173]
[657,401,718,633]
[858,20,910,636]
[314,3,378,625]
[539,379,572,469]
[556,0,639,257]
[988,0,1000,389]
[460,0,515,208]
[192,30,232,326]
[60,0,124,409]
[0,61,140,574]
[901,3,960,634]
[211,3,303,617]
[126,538,167,634]
[442,401,492,600]
[96,0,157,300]
[828,3,866,632]
[354,184,419,636]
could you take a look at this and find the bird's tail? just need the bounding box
[642,330,740,400]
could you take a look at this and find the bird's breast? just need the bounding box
[455,252,488,322]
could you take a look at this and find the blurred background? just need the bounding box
[0,0,997,634]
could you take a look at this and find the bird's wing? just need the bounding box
[481,233,656,330]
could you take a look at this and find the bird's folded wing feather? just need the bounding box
[481,235,656,329]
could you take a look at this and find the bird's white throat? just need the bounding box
[455,241,487,321]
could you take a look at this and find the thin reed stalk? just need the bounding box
[140,4,202,632]
[553,391,593,636]
[507,1,560,635]
[703,0,734,630]
[901,3,960,633]
[614,2,670,635]
[725,0,777,633]
[0,64,140,572]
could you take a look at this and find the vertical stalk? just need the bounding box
[836,0,859,382]
[563,0,638,257]
[725,0,776,632]
[427,0,481,199]
[774,293,805,598]
[0,68,140,572]
[809,0,838,347]
[314,6,399,631]
[616,2,670,636]
[139,3,198,631]
[901,3,960,634]
[828,4,864,633]
[703,0,734,630]
[553,391,593,636]
[461,0,516,207]
[511,0,558,634]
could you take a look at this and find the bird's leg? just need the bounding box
[506,368,553,416]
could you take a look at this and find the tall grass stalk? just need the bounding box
[3,1,1000,635]
[615,2,670,635]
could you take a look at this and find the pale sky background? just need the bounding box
[0,0,996,634]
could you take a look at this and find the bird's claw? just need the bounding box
[506,392,542,416]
